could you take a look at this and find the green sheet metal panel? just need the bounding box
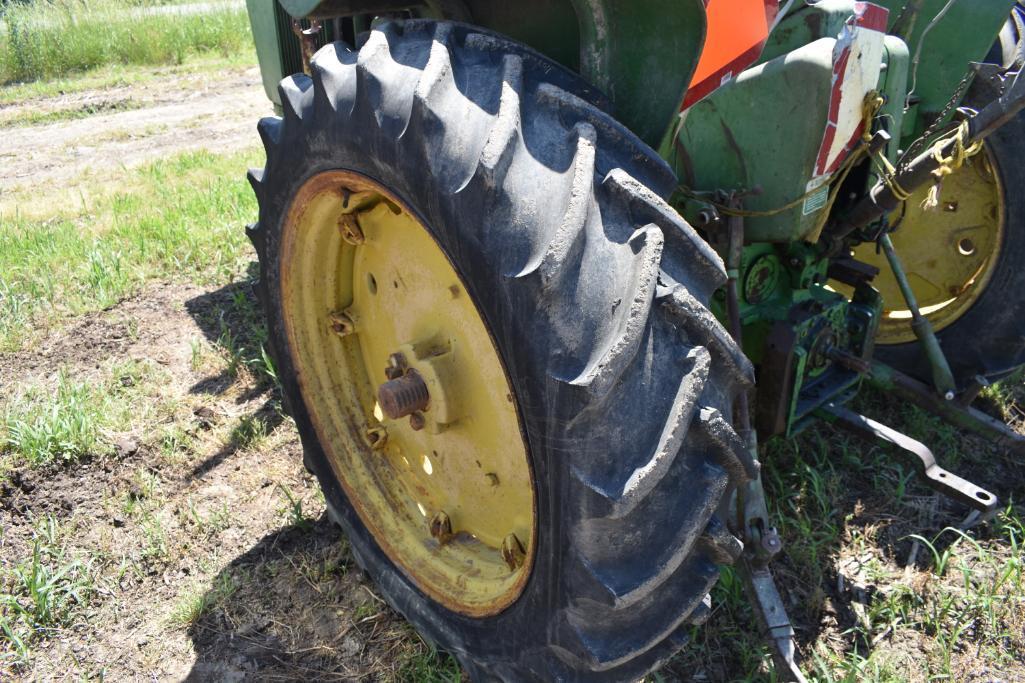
[673,39,837,243]
[872,0,1014,130]
[568,0,706,147]
[247,0,286,106]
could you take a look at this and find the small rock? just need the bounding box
[339,633,362,658]
[119,374,135,388]
[194,406,217,430]
[111,515,126,528]
[115,437,138,458]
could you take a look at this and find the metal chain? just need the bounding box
[901,71,974,166]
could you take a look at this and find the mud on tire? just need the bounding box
[247,20,754,680]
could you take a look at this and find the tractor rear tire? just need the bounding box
[875,6,1025,389]
[247,20,754,681]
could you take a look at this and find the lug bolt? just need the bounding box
[378,369,430,420]
[502,534,526,571]
[329,311,355,337]
[338,213,365,245]
[409,412,426,431]
[430,511,453,544]
[364,426,388,450]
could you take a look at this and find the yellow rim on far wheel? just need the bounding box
[280,170,536,617]
[855,149,1005,345]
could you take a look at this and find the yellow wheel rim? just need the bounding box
[854,149,1005,345]
[280,170,536,616]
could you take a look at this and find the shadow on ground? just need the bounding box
[183,514,460,681]
[183,277,287,478]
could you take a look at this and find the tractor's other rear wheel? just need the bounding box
[870,6,1025,388]
[247,20,754,680]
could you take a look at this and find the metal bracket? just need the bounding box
[722,201,808,682]
[735,431,808,683]
[817,402,999,518]
[740,563,809,683]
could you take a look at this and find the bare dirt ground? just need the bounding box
[0,63,267,215]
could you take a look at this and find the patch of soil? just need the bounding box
[0,279,429,681]
[0,65,269,207]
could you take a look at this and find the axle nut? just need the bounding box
[378,370,430,420]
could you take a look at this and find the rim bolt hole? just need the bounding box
[958,238,976,256]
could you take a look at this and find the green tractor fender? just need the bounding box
[246,0,707,147]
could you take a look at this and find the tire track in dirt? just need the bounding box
[0,65,270,205]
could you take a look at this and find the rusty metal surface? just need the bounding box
[291,17,322,74]
[377,370,431,420]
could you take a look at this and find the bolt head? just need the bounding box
[944,391,956,401]
[338,213,365,245]
[409,412,426,431]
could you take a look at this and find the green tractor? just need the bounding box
[241,0,1025,678]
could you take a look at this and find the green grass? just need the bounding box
[168,572,238,626]
[1,359,171,469]
[0,147,260,351]
[396,635,463,682]
[0,0,252,83]
[3,369,116,466]
[0,517,95,666]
